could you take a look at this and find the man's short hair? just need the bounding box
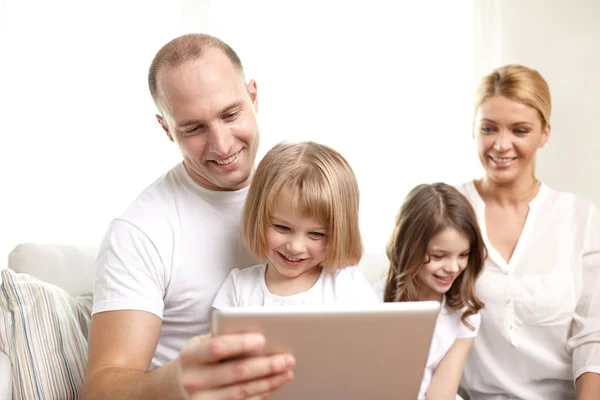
[148,33,244,109]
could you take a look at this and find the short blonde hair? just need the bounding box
[242,141,362,268]
[475,64,551,127]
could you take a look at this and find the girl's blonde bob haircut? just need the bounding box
[241,141,363,268]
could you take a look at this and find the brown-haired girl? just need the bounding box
[377,182,486,399]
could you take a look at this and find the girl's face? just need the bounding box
[265,193,328,284]
[418,227,470,302]
[474,95,550,185]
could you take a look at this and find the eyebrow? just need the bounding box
[176,101,244,128]
[270,216,327,231]
[480,118,535,127]
[429,247,470,253]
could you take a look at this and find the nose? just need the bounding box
[444,258,460,274]
[493,131,511,152]
[285,236,307,255]
[207,123,233,157]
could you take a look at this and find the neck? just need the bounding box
[420,287,443,303]
[477,175,540,207]
[264,263,322,296]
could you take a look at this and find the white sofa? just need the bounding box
[0,243,390,399]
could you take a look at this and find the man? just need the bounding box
[83,33,295,400]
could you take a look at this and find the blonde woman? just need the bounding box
[458,65,600,399]
[213,141,377,308]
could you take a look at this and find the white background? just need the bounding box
[6,1,596,264]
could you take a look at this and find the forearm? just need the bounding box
[83,359,183,400]
[576,372,600,400]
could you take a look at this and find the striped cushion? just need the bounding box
[0,269,92,399]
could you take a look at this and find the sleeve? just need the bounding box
[457,310,481,339]
[567,203,600,380]
[372,279,386,303]
[343,267,380,305]
[92,219,167,318]
[211,269,240,309]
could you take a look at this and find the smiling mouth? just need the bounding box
[213,151,240,165]
[433,274,454,284]
[490,156,516,163]
[278,252,306,265]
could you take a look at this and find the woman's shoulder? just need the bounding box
[539,184,597,215]
[454,180,478,202]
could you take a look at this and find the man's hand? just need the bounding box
[179,333,295,399]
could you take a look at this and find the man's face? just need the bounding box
[156,49,259,191]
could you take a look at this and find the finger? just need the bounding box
[181,333,267,366]
[191,370,294,400]
[182,353,295,393]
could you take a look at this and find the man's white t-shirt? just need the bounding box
[213,263,379,308]
[92,162,256,369]
[373,282,480,400]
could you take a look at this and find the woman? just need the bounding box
[457,64,600,399]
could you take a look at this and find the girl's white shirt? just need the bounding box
[213,263,378,308]
[372,282,479,400]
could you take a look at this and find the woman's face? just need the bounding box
[474,95,550,185]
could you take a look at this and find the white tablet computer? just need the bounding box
[211,301,440,400]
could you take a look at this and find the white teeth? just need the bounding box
[215,152,239,165]
[491,157,515,163]
[284,254,301,262]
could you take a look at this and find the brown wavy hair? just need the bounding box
[384,183,485,330]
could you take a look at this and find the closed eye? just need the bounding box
[183,125,205,135]
[223,111,240,122]
[431,254,444,260]
[459,252,470,258]
[273,224,290,232]
[513,128,529,135]
[309,231,327,239]
[480,126,496,133]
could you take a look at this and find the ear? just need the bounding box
[247,79,258,112]
[539,122,551,148]
[156,115,174,142]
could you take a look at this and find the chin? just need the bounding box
[485,169,519,184]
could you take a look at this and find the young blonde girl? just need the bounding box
[213,141,377,308]
[377,182,486,400]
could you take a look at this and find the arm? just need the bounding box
[84,221,295,399]
[83,310,296,400]
[576,372,600,400]
[569,204,600,398]
[425,337,475,400]
[83,310,182,400]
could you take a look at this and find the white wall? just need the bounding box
[0,0,195,260]
[474,0,600,206]
[1,1,476,267]
[206,1,477,261]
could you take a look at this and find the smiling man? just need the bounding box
[83,34,295,400]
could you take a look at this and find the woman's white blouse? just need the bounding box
[457,181,600,400]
